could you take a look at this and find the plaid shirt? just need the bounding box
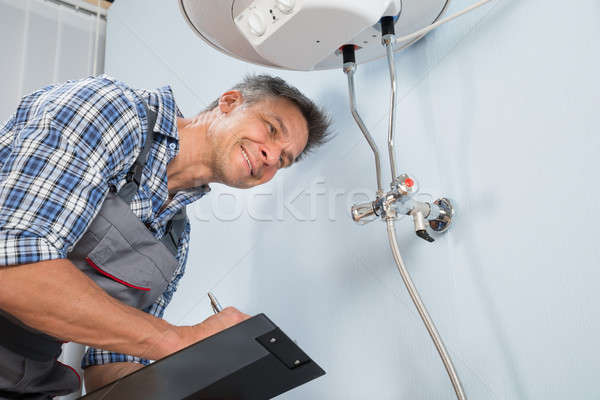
[0,75,210,368]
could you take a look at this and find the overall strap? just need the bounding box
[117,103,187,257]
[117,104,157,203]
[162,207,187,256]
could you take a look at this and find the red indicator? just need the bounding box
[338,44,361,52]
[404,178,414,188]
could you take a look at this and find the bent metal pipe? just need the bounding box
[343,48,384,198]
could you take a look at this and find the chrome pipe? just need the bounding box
[383,36,399,183]
[344,63,384,197]
[385,218,467,400]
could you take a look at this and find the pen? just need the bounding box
[208,291,223,314]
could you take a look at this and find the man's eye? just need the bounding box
[279,155,284,167]
[268,123,276,136]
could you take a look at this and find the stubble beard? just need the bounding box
[214,137,247,188]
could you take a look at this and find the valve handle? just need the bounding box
[416,229,435,242]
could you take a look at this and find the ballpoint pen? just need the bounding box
[208,291,223,314]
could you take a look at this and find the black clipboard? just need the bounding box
[80,314,325,399]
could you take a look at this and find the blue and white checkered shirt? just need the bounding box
[0,75,210,368]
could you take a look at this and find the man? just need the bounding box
[0,74,330,398]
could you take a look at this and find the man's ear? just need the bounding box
[218,90,243,114]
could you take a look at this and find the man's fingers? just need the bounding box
[220,306,251,323]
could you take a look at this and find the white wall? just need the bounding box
[105,1,600,399]
[0,0,106,123]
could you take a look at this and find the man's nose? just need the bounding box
[259,143,279,168]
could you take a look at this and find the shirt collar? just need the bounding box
[145,86,181,140]
[178,184,211,204]
[156,184,211,226]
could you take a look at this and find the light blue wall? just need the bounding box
[105,1,600,398]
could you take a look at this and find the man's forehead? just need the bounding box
[257,97,307,130]
[254,96,297,114]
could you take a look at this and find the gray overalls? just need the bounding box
[0,107,186,399]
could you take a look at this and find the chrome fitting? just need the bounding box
[343,61,356,74]
[351,200,379,224]
[382,33,395,46]
[428,198,454,233]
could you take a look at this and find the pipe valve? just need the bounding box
[350,174,454,241]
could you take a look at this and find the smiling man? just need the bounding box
[0,74,330,398]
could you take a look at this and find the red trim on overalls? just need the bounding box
[56,360,81,386]
[85,257,151,291]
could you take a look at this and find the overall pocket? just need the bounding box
[68,192,179,311]
[83,224,173,310]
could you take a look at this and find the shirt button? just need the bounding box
[169,143,176,151]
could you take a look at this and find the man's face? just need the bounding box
[208,92,309,188]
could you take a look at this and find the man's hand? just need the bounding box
[83,307,250,392]
[173,307,251,352]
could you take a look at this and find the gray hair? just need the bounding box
[206,75,331,161]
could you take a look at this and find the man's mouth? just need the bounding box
[241,145,253,176]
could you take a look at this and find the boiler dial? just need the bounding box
[275,0,295,14]
[247,10,267,36]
